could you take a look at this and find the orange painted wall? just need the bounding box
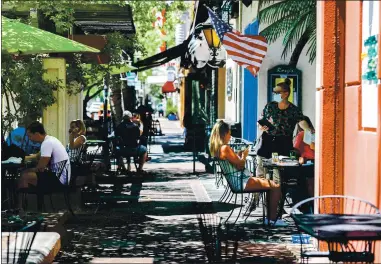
[319,1,381,260]
[343,85,379,203]
[343,1,380,206]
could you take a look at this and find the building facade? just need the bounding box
[316,1,381,260]
[226,2,317,142]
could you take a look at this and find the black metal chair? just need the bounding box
[197,214,240,263]
[20,160,75,215]
[290,195,381,263]
[213,139,255,204]
[150,119,163,136]
[2,217,43,264]
[217,159,269,225]
[109,136,140,173]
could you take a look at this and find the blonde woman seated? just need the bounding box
[210,120,283,224]
[67,119,87,164]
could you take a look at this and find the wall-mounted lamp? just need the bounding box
[193,22,225,68]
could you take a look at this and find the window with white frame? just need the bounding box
[361,0,379,129]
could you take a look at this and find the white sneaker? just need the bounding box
[264,218,289,227]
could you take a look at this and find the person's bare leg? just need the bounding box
[17,171,38,209]
[245,177,281,221]
[18,171,38,189]
[268,183,281,221]
[138,152,147,172]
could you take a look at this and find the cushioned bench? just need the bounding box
[2,232,60,263]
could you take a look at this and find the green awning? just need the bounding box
[1,16,100,55]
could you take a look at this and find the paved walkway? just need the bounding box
[54,118,322,263]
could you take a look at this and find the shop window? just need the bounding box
[360,1,379,130]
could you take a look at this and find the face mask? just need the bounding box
[273,93,282,103]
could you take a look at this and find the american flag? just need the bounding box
[206,6,268,76]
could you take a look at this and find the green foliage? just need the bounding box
[129,1,190,57]
[165,97,178,116]
[148,84,163,103]
[1,54,61,134]
[37,2,75,33]
[258,0,316,64]
[2,1,189,124]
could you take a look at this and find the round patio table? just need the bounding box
[261,159,306,221]
[292,213,381,262]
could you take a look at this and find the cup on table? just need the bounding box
[272,152,279,163]
[290,150,296,159]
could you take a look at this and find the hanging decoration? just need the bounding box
[361,35,378,82]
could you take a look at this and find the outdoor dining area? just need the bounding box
[210,134,381,263]
[2,122,381,263]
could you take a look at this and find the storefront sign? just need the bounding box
[267,65,302,107]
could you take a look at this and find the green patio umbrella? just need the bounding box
[1,16,100,55]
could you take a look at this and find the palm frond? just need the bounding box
[259,14,297,43]
[306,26,316,63]
[258,0,296,25]
[281,10,315,59]
[258,0,314,25]
[258,0,278,12]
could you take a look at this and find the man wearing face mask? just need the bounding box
[255,78,311,177]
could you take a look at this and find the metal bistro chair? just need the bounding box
[2,218,43,264]
[20,160,74,215]
[216,139,255,203]
[110,136,141,174]
[198,213,241,263]
[217,159,269,225]
[291,195,381,263]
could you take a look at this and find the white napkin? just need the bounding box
[2,157,22,164]
[303,130,315,145]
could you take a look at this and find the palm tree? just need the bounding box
[258,0,316,67]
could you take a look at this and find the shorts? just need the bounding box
[36,171,64,190]
[120,145,147,158]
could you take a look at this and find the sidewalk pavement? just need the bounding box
[55,118,324,263]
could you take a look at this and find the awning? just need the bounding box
[162,81,176,93]
[133,37,191,72]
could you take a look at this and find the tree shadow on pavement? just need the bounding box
[197,214,297,264]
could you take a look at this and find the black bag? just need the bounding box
[256,132,274,159]
[2,133,26,160]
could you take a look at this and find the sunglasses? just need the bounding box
[273,91,287,94]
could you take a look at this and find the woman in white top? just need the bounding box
[67,119,87,163]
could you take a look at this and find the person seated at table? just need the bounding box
[293,115,315,161]
[292,116,315,203]
[115,110,148,173]
[132,112,143,134]
[6,117,41,155]
[66,119,87,164]
[19,121,70,189]
[210,120,282,223]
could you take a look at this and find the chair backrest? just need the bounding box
[68,143,87,165]
[217,159,245,193]
[50,159,70,185]
[291,195,381,216]
[83,149,99,167]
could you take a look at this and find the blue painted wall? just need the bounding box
[242,20,259,142]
